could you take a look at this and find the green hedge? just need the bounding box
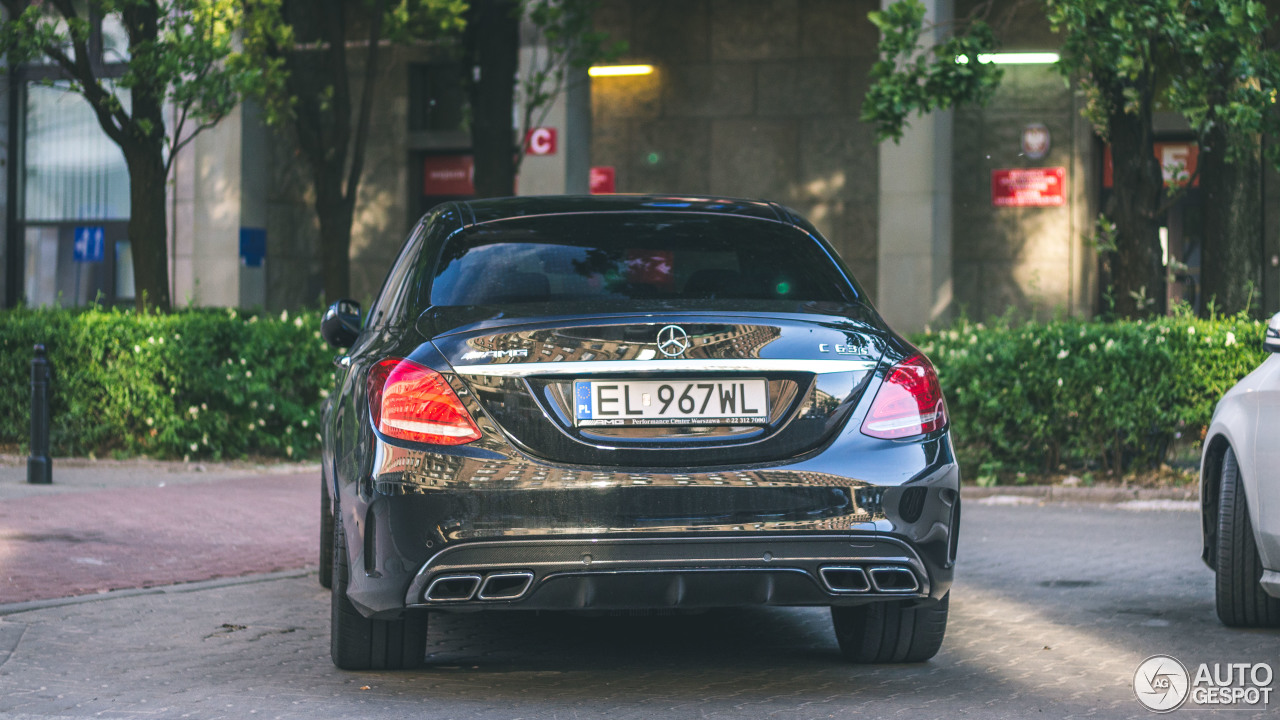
[915,315,1268,479]
[0,307,334,460]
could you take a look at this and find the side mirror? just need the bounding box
[321,299,362,348]
[1266,312,1280,354]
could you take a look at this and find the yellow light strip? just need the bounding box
[588,64,655,77]
[955,52,1060,65]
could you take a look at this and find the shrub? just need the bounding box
[0,306,335,460]
[915,315,1268,478]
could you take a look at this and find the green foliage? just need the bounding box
[861,0,1004,143]
[0,307,335,461]
[915,315,1267,479]
[0,0,271,154]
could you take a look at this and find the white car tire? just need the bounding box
[1215,446,1280,627]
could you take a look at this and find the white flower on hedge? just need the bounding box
[1057,378,1063,387]
[250,400,258,410]
[1188,326,1196,335]
[315,433,322,442]
[188,406,199,416]
[145,417,154,426]
[313,331,322,340]
[189,442,198,452]
[134,344,141,353]
[1094,386,1103,396]
[201,433,209,445]
[301,419,309,428]
[267,403,275,411]
[201,403,207,411]
[1105,339,1115,350]
[1088,343,1097,353]
[985,354,993,362]
[293,317,303,328]
[319,389,329,398]
[247,421,256,431]
[281,310,289,322]
[245,370,252,378]
[240,358,247,365]
[968,335,977,344]
[249,315,258,324]
[286,426,293,434]
[1057,349,1069,360]
[258,418,266,427]
[286,446,294,457]
[1226,332,1237,346]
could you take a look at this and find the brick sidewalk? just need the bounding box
[0,473,317,604]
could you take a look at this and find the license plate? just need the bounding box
[573,378,769,426]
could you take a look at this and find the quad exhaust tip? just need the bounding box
[867,566,921,593]
[477,571,535,600]
[424,574,481,602]
[819,566,871,593]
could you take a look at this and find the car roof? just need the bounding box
[453,195,798,227]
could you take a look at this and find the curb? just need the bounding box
[962,484,1198,503]
[0,568,314,617]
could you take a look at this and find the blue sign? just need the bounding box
[239,227,266,268]
[574,381,592,420]
[73,226,105,263]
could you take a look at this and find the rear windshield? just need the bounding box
[427,213,858,307]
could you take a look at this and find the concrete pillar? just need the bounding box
[564,65,591,194]
[515,18,568,195]
[876,0,953,334]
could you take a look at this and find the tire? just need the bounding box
[831,595,949,663]
[331,518,428,670]
[319,476,334,589]
[1214,447,1280,627]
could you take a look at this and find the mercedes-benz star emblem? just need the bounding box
[656,325,690,357]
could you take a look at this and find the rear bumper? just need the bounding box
[339,436,960,619]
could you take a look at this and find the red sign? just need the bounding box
[423,155,474,196]
[589,166,616,194]
[991,167,1066,207]
[1103,143,1200,188]
[525,127,558,156]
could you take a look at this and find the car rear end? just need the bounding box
[325,197,960,666]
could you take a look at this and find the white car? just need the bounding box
[1200,312,1280,626]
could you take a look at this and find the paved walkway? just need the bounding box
[0,459,318,604]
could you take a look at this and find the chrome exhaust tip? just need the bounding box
[867,566,920,593]
[819,566,871,593]
[424,573,482,602]
[477,571,535,600]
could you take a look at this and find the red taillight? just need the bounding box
[860,354,947,440]
[367,358,481,445]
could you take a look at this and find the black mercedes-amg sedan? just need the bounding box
[319,195,960,670]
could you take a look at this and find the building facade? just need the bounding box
[3,0,1278,332]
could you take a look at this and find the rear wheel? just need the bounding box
[831,595,949,663]
[331,518,428,670]
[1215,447,1280,627]
[319,477,334,589]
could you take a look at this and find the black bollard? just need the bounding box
[28,344,52,484]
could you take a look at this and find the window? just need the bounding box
[426,214,859,308]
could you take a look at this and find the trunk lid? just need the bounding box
[428,304,888,468]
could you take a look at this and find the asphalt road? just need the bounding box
[0,500,1275,719]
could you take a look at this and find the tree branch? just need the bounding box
[344,0,387,204]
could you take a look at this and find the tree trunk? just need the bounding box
[1104,101,1165,318]
[120,31,172,314]
[466,0,519,198]
[1200,125,1263,317]
[122,145,172,312]
[316,180,355,302]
